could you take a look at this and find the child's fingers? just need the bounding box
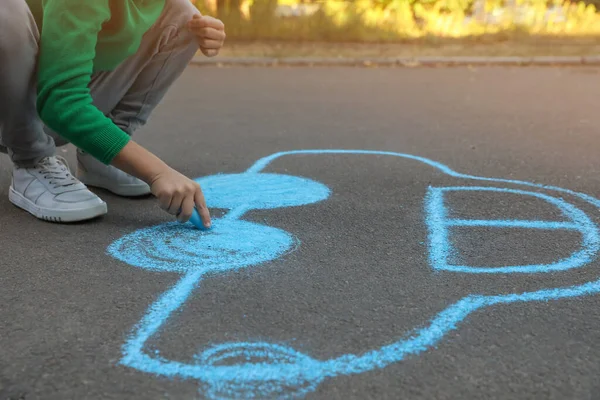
[201,48,219,57]
[198,39,223,50]
[167,192,184,216]
[158,194,171,213]
[189,15,224,30]
[194,189,211,228]
[177,195,195,223]
[195,27,226,41]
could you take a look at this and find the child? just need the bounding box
[0,0,225,228]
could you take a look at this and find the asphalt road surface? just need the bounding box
[3,66,600,400]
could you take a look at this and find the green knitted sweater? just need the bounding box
[27,0,165,164]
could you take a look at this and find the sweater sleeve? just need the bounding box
[36,0,131,165]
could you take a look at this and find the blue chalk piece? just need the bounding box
[189,207,210,231]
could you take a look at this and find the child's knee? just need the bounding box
[0,1,38,58]
[0,22,26,57]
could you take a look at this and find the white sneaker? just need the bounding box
[76,150,151,197]
[9,156,107,222]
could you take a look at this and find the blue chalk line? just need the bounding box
[426,186,600,274]
[107,149,600,399]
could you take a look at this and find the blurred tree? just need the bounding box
[216,0,226,18]
[194,0,600,40]
[215,0,243,35]
[249,0,279,27]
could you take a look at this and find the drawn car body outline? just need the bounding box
[108,150,600,399]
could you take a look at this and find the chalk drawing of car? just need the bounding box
[108,150,600,399]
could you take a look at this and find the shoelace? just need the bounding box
[37,156,79,188]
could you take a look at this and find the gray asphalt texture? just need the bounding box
[3,66,600,400]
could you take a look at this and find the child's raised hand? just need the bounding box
[188,14,226,57]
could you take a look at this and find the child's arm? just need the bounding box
[111,141,211,228]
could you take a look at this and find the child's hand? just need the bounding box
[150,168,211,228]
[188,14,226,57]
[110,141,211,228]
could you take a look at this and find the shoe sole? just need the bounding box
[9,186,108,223]
[79,175,152,197]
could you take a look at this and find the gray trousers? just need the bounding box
[0,0,200,167]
